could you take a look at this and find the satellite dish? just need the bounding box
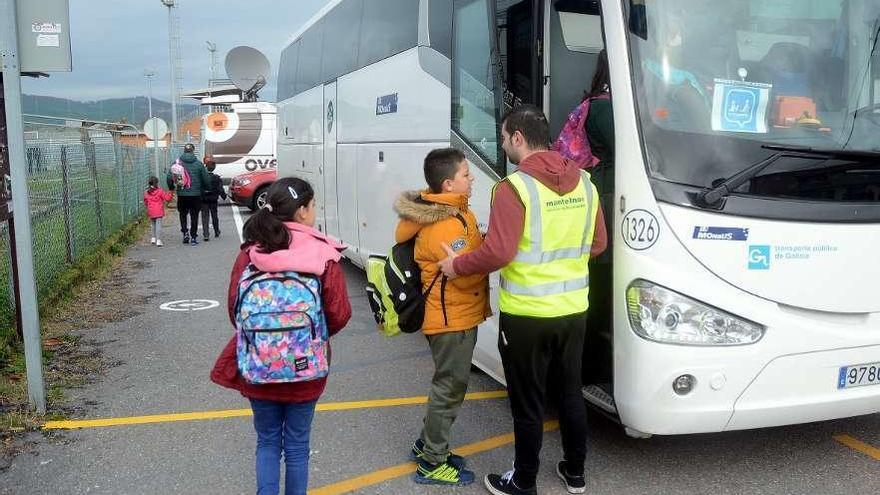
[225,46,270,100]
[143,117,168,141]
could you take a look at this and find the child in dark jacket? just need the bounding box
[201,156,227,241]
[211,177,351,495]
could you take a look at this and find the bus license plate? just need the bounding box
[838,362,880,389]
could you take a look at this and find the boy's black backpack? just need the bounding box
[365,214,466,335]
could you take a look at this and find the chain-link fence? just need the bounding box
[0,125,200,322]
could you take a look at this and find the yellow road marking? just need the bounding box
[41,390,507,430]
[834,434,880,461]
[309,420,560,495]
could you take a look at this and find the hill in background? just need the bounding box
[22,94,198,128]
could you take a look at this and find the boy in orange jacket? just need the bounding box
[394,148,490,486]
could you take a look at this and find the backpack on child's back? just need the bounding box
[170,160,192,189]
[234,265,329,384]
[365,215,464,337]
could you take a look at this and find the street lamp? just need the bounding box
[144,69,160,177]
[161,0,178,145]
[206,41,217,82]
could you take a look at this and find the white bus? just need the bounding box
[276,0,880,437]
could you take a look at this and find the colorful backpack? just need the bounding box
[234,265,329,384]
[170,161,192,189]
[551,93,610,169]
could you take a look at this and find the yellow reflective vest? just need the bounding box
[498,170,599,317]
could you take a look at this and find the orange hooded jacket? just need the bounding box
[394,190,491,335]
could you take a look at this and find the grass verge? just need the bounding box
[0,217,147,434]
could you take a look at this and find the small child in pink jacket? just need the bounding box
[143,176,174,246]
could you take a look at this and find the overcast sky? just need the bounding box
[21,0,330,102]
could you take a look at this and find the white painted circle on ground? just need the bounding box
[159,299,220,312]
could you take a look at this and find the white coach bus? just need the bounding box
[276,0,880,437]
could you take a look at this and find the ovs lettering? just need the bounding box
[244,159,278,171]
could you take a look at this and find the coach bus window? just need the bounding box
[320,0,363,83]
[358,0,420,68]
[452,0,503,171]
[296,20,324,94]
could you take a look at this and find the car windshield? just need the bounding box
[626,0,880,203]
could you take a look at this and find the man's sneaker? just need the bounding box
[409,439,466,468]
[413,459,474,486]
[150,237,156,244]
[190,237,199,246]
[484,471,537,495]
[182,235,189,244]
[204,234,210,242]
[156,239,164,247]
[214,230,221,238]
[556,461,586,494]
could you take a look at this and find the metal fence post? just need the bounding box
[60,145,74,263]
[113,140,124,226]
[85,143,103,237]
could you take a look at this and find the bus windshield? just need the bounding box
[627,0,880,205]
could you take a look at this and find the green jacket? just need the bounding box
[167,152,212,197]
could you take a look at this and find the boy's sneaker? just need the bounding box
[484,471,537,495]
[413,458,474,486]
[156,239,164,247]
[409,439,466,468]
[150,237,156,244]
[556,461,586,494]
[190,237,199,246]
[182,235,189,244]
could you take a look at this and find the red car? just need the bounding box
[230,169,276,211]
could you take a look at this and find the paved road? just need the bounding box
[2,204,879,494]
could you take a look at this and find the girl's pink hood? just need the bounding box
[247,222,345,275]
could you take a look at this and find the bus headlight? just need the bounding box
[626,280,765,346]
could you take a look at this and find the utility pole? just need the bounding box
[161,0,178,144]
[0,0,46,414]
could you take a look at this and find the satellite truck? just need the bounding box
[185,46,277,183]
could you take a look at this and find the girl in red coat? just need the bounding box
[211,177,351,495]
[142,176,173,246]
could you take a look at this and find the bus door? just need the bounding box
[322,81,340,238]
[501,0,543,110]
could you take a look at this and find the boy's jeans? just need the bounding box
[201,200,220,236]
[249,399,318,495]
[419,328,477,465]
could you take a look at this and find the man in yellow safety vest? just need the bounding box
[439,105,607,495]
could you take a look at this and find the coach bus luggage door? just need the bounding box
[322,81,340,238]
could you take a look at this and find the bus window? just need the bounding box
[452,0,504,174]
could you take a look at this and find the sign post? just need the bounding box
[144,117,168,178]
[0,0,71,414]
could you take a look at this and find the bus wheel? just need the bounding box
[251,186,270,212]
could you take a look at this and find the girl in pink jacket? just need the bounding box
[143,176,174,246]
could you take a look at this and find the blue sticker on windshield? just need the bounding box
[712,79,771,134]
[692,226,749,241]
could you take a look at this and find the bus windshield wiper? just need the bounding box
[698,145,880,207]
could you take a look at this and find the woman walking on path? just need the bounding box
[211,177,351,495]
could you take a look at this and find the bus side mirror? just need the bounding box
[628,3,648,41]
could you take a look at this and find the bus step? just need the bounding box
[582,384,617,415]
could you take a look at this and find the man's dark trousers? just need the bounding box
[177,196,201,238]
[498,310,588,489]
